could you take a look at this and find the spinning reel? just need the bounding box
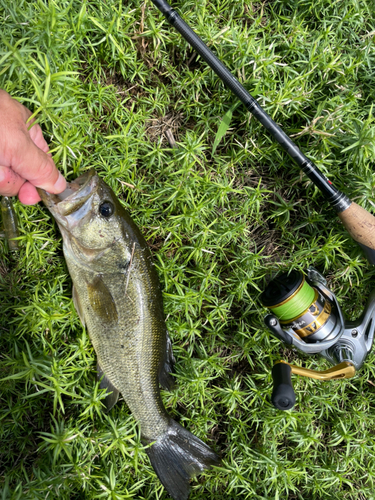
[261,268,375,411]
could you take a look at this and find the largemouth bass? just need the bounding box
[38,169,218,500]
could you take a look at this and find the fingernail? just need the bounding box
[53,172,67,193]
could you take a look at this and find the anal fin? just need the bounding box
[159,331,176,391]
[97,363,120,411]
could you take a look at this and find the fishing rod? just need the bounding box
[150,0,375,264]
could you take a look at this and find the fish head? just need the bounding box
[38,169,134,273]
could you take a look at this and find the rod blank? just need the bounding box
[151,0,375,263]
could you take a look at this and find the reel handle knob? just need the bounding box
[271,362,296,411]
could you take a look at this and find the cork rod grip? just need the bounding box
[338,202,375,264]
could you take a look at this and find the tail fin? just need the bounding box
[144,420,219,500]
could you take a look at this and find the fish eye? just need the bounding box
[99,201,114,218]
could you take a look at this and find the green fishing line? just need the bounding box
[270,279,315,321]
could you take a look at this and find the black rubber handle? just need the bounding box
[271,363,296,410]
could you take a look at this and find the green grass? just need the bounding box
[1,0,375,498]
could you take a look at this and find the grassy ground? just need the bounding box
[1,0,375,498]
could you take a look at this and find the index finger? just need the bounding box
[10,128,66,194]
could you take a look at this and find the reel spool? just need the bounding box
[261,268,375,411]
[261,270,339,345]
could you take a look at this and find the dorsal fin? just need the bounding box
[159,331,175,391]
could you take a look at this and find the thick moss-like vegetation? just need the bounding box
[1,0,375,498]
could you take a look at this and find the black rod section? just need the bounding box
[151,0,351,212]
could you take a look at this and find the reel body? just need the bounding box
[262,268,375,410]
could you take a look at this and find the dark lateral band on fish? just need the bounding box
[37,169,219,500]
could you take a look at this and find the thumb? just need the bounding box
[11,128,66,194]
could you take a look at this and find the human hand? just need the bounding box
[0,89,66,205]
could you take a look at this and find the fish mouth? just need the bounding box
[37,169,99,221]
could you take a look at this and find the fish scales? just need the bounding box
[68,236,169,438]
[38,169,219,500]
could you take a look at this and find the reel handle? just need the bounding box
[271,360,355,411]
[271,362,296,411]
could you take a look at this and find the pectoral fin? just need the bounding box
[159,331,176,391]
[87,275,118,325]
[97,363,120,411]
